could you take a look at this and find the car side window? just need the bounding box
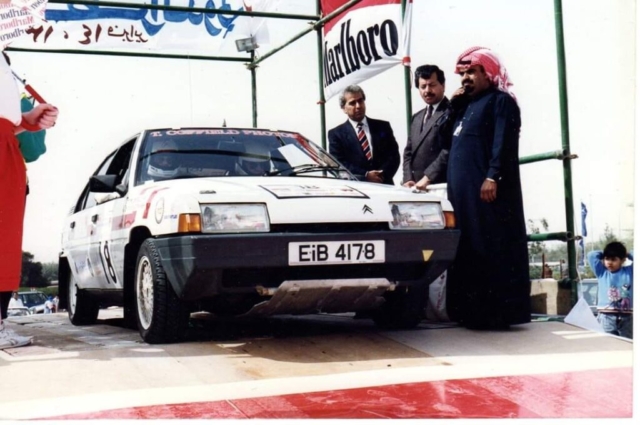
[106,138,136,188]
[75,151,117,212]
[75,138,138,211]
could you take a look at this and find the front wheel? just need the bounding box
[135,239,189,344]
[67,271,99,325]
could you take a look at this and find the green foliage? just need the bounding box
[527,218,550,262]
[17,286,58,297]
[21,252,49,288]
[541,224,635,280]
[582,224,634,253]
[40,286,59,297]
[527,216,634,282]
[540,218,549,230]
[542,241,566,261]
[601,224,619,247]
[41,262,58,282]
[581,266,595,279]
[529,265,543,279]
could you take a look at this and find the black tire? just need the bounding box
[122,254,139,330]
[135,239,189,344]
[57,258,70,311]
[372,286,425,329]
[67,271,99,325]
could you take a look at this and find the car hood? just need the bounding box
[137,177,451,224]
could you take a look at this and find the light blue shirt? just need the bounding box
[587,250,633,312]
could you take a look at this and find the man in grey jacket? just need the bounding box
[402,64,450,190]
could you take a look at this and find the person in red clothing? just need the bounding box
[0,50,58,346]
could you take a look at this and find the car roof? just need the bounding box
[146,127,297,133]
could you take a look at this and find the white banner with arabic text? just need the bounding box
[7,0,255,55]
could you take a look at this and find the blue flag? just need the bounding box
[579,202,588,266]
[581,202,588,238]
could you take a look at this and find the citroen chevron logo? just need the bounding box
[362,204,373,214]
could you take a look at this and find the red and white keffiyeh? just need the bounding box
[454,46,516,100]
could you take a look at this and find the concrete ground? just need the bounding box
[0,309,634,420]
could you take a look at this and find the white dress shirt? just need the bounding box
[425,100,442,120]
[8,297,24,309]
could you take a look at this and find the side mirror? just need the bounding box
[115,184,127,197]
[89,175,118,193]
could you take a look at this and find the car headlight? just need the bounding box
[389,202,445,230]
[200,204,270,233]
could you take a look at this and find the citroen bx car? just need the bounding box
[58,127,460,343]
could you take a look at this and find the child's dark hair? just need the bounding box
[604,241,627,259]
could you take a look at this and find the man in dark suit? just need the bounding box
[328,85,400,185]
[402,64,450,191]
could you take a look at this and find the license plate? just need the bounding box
[288,240,385,265]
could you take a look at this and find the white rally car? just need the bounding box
[58,127,460,343]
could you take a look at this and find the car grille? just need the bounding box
[270,222,389,233]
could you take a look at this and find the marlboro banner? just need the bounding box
[321,0,412,100]
[1,0,48,49]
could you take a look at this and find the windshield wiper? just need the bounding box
[139,149,238,162]
[267,164,347,176]
[168,174,196,180]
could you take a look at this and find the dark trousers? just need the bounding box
[1,291,12,320]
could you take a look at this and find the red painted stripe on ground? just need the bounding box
[42,368,632,420]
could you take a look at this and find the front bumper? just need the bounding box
[153,229,460,301]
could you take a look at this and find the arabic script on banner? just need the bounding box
[8,0,247,53]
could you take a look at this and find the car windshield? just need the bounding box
[135,128,353,185]
[20,292,46,307]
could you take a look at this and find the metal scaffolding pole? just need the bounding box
[553,0,578,302]
[316,0,327,149]
[48,0,320,20]
[5,47,248,62]
[251,50,257,128]
[250,0,362,68]
[401,0,412,134]
[519,149,577,165]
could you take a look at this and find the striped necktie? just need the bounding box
[357,122,372,160]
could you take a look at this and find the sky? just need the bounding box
[6,0,637,263]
